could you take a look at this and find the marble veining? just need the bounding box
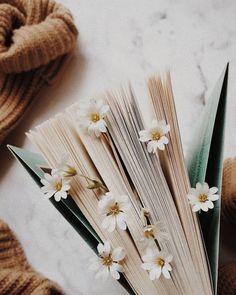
[1,0,236,294]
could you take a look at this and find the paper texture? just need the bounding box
[7,145,135,295]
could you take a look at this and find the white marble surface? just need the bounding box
[1,0,236,294]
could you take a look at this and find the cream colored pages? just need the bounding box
[28,116,160,295]
[148,74,212,293]
[28,74,212,295]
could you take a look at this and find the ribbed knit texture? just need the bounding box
[221,157,236,223]
[218,158,236,295]
[0,219,63,295]
[218,263,236,295]
[0,0,78,143]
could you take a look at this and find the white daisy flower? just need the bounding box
[77,99,110,137]
[89,241,125,280]
[187,182,219,212]
[52,154,77,178]
[40,172,71,202]
[139,223,170,247]
[141,248,173,280]
[98,192,131,232]
[139,119,170,153]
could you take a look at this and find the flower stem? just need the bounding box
[78,174,108,192]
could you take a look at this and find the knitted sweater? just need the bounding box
[0,219,62,295]
[0,0,78,143]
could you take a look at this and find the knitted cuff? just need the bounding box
[0,219,63,295]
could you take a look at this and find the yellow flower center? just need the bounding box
[108,203,120,216]
[144,226,155,239]
[91,113,100,123]
[66,166,77,176]
[156,258,165,268]
[198,194,208,203]
[102,255,113,267]
[54,181,62,191]
[151,131,161,141]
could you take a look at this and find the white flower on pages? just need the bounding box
[90,241,125,280]
[187,182,219,212]
[141,248,173,280]
[139,223,170,248]
[40,172,71,202]
[98,192,131,232]
[52,154,77,178]
[77,99,110,137]
[139,119,170,153]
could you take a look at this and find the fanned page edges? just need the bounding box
[8,146,135,295]
[27,73,213,295]
[148,75,212,290]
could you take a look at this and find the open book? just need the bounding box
[9,64,228,295]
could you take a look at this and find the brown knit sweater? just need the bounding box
[0,219,62,295]
[221,157,236,223]
[218,263,236,295]
[218,157,236,295]
[0,0,78,143]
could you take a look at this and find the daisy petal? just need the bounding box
[164,263,172,271]
[40,178,49,186]
[206,200,214,209]
[163,124,170,133]
[110,269,120,280]
[150,267,161,280]
[45,191,55,199]
[60,191,68,199]
[112,247,125,261]
[97,120,107,132]
[54,192,62,202]
[196,182,202,191]
[110,263,123,275]
[166,255,173,263]
[97,243,105,255]
[209,194,219,201]
[157,141,165,151]
[200,203,209,212]
[192,204,201,212]
[141,262,153,270]
[107,217,116,232]
[151,119,158,128]
[142,248,155,262]
[160,136,169,144]
[187,194,198,204]
[147,141,158,153]
[103,241,111,256]
[116,214,127,230]
[62,184,70,191]
[119,195,129,203]
[100,104,110,116]
[101,216,112,230]
[209,187,218,194]
[203,182,209,192]
[116,263,124,273]
[139,130,151,142]
[162,267,171,279]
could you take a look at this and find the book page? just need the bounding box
[28,74,213,295]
